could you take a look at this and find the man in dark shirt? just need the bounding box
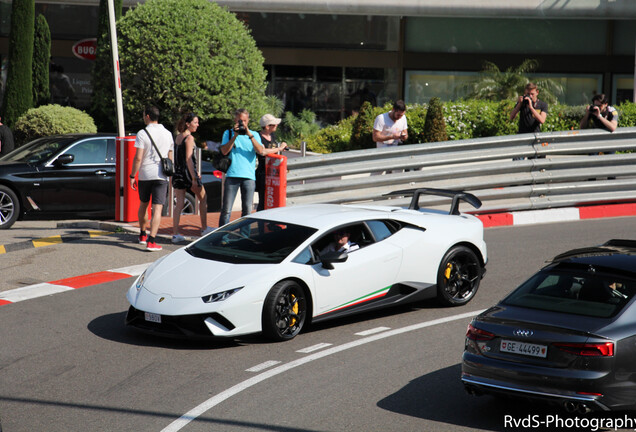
[510,82,548,134]
[579,93,618,132]
[0,116,15,157]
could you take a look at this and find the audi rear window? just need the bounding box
[503,269,636,318]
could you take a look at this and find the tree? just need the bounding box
[349,101,377,150]
[32,14,51,108]
[1,0,35,127]
[89,0,122,132]
[117,0,268,134]
[466,59,563,105]
[422,97,448,143]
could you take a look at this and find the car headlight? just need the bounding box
[202,287,242,303]
[135,270,146,292]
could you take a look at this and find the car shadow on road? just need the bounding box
[305,297,448,335]
[87,311,243,350]
[377,363,632,432]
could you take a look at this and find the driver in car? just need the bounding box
[320,229,360,255]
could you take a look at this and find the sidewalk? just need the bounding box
[154,210,242,237]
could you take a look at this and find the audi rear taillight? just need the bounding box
[466,323,495,341]
[554,342,614,357]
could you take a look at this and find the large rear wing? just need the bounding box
[384,188,482,215]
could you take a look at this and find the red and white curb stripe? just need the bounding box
[0,263,150,306]
[474,202,636,228]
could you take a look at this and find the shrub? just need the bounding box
[305,115,356,153]
[13,104,97,145]
[617,101,636,127]
[118,0,268,136]
[543,104,585,132]
[349,101,377,150]
[278,110,321,148]
[422,97,448,142]
[401,104,427,144]
[294,100,636,154]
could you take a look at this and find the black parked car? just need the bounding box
[0,134,221,229]
[462,239,636,413]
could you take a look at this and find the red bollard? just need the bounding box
[265,154,287,209]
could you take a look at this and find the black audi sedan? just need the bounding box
[462,239,636,413]
[0,134,221,229]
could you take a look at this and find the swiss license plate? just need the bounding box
[500,339,547,358]
[144,312,162,323]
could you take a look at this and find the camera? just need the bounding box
[237,119,248,135]
[590,105,600,114]
[523,95,532,106]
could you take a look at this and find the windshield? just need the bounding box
[186,218,317,264]
[503,268,636,318]
[0,136,75,164]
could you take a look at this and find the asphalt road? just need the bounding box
[2,216,636,431]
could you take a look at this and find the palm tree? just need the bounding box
[467,59,564,105]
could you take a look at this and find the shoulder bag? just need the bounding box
[143,127,174,177]
[212,129,232,173]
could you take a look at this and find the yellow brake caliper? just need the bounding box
[444,263,453,280]
[290,294,298,326]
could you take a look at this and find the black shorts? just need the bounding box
[138,180,168,205]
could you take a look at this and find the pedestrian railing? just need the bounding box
[285,127,636,213]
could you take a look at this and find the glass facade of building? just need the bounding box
[0,3,634,125]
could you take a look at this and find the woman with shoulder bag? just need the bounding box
[172,113,214,242]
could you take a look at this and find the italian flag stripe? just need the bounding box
[320,286,391,316]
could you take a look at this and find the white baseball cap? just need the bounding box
[259,114,282,128]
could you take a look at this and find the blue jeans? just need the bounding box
[219,177,256,227]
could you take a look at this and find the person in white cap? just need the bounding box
[256,114,287,211]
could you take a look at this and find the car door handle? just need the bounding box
[94,170,108,175]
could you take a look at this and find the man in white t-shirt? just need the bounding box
[129,106,174,251]
[372,100,408,148]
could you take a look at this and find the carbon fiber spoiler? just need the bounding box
[384,188,482,215]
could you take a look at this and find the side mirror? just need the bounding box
[320,250,348,270]
[55,154,74,166]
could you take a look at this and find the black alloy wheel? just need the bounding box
[0,185,19,229]
[436,245,481,306]
[262,280,307,341]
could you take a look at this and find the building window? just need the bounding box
[613,20,636,55]
[243,13,399,51]
[405,71,601,106]
[613,75,634,104]
[405,17,607,55]
[268,66,398,124]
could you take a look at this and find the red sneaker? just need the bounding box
[139,233,148,245]
[146,241,162,252]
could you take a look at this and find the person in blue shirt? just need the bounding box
[218,109,266,227]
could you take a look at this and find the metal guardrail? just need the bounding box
[285,127,636,213]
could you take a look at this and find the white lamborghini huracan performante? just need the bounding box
[126,189,487,341]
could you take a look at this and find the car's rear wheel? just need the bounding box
[436,245,481,306]
[262,280,307,341]
[181,192,196,215]
[0,185,19,230]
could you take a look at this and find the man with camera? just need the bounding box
[510,82,548,134]
[580,94,618,132]
[218,108,266,227]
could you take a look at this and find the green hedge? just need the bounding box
[302,100,636,153]
[13,104,97,145]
